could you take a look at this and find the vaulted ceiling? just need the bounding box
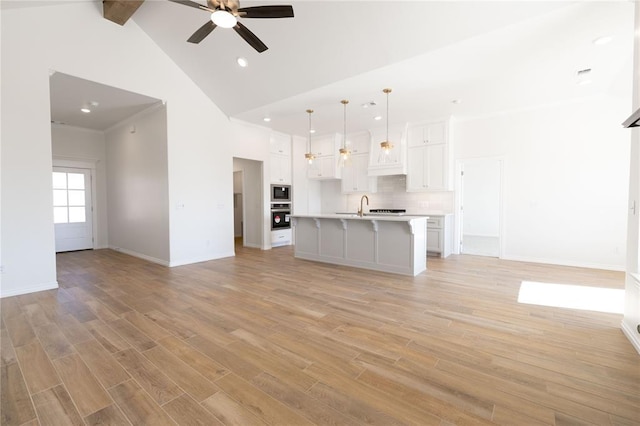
[7,0,635,135]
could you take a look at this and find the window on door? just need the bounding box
[52,171,86,224]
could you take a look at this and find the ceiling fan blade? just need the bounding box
[237,5,294,19]
[188,20,217,43]
[233,22,268,53]
[167,0,213,12]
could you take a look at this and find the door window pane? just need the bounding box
[53,207,68,224]
[68,207,85,223]
[53,190,68,206]
[68,190,85,206]
[67,173,85,190]
[52,172,67,189]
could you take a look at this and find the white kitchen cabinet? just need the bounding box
[341,153,377,194]
[269,132,292,184]
[271,229,291,247]
[426,215,453,258]
[407,144,447,191]
[270,153,291,184]
[270,132,291,156]
[406,120,451,191]
[308,133,342,180]
[408,121,446,147]
[368,124,408,176]
[346,131,371,155]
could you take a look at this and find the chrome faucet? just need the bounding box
[358,195,369,217]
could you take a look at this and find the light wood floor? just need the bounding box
[1,245,638,425]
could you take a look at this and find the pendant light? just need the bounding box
[338,99,350,167]
[380,88,394,155]
[304,109,316,165]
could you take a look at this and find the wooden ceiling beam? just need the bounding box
[103,0,146,26]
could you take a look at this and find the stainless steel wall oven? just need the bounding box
[271,203,291,230]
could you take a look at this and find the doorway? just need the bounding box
[53,167,94,252]
[458,158,503,257]
[233,170,244,246]
[232,158,264,250]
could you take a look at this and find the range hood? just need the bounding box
[623,107,640,128]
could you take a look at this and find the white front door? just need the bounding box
[53,167,93,252]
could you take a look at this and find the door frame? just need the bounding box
[52,157,98,250]
[454,156,506,257]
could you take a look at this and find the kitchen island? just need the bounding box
[290,214,428,276]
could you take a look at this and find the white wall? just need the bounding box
[461,160,501,237]
[106,105,170,264]
[1,2,234,296]
[622,2,640,354]
[454,94,630,270]
[51,124,109,249]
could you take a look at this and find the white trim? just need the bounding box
[169,252,235,267]
[621,321,640,355]
[243,243,262,249]
[454,156,505,257]
[501,254,625,272]
[1,281,58,298]
[109,246,170,267]
[103,102,165,134]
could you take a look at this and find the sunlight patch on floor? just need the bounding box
[518,281,624,314]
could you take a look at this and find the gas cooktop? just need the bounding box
[368,209,406,216]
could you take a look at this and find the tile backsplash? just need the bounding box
[345,175,454,214]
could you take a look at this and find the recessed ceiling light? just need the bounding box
[374,115,382,121]
[80,108,91,113]
[89,101,99,107]
[361,101,377,108]
[593,35,613,46]
[237,57,248,67]
[309,129,316,134]
[263,117,271,122]
[452,99,461,104]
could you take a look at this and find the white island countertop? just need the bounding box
[290,213,429,222]
[290,214,429,276]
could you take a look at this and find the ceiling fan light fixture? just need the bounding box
[211,9,237,28]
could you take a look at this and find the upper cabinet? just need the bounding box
[346,131,371,155]
[270,132,292,156]
[308,133,342,180]
[406,120,452,191]
[367,124,408,176]
[270,132,291,184]
[341,131,376,194]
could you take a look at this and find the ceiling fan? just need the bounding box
[168,0,294,53]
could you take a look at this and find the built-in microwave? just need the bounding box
[271,184,291,202]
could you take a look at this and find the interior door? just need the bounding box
[53,167,93,252]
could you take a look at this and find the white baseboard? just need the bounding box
[243,243,262,249]
[500,254,624,272]
[169,251,235,267]
[0,281,58,298]
[621,321,640,355]
[109,246,170,267]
